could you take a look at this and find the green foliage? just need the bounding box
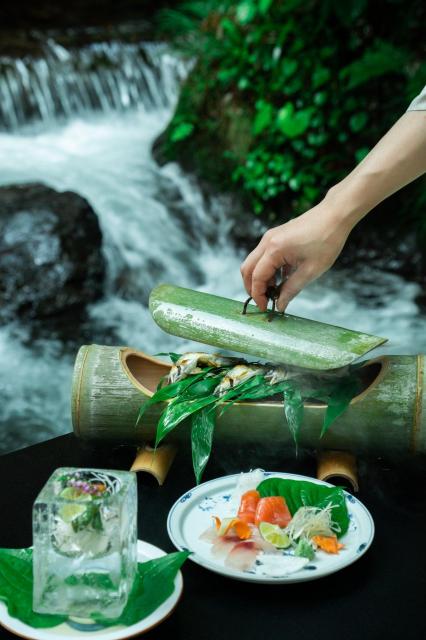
[158,0,426,232]
[0,548,66,628]
[95,551,190,627]
[0,547,189,628]
[170,122,195,142]
[191,407,216,484]
[138,355,362,483]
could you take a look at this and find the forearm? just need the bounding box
[324,110,426,231]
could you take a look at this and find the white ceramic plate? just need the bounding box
[0,540,183,640]
[167,471,374,584]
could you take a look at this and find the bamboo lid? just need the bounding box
[149,284,387,370]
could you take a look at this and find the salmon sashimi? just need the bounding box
[255,496,292,527]
[237,490,260,524]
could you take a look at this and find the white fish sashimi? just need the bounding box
[224,532,280,572]
[225,541,259,572]
[211,535,242,560]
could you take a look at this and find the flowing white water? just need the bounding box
[0,40,187,129]
[0,41,425,454]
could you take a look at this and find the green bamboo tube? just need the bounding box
[71,345,426,455]
[149,284,387,370]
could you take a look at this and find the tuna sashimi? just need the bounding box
[255,496,292,527]
[237,490,260,524]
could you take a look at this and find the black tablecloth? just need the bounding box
[0,434,425,640]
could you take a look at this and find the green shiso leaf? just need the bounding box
[256,477,349,537]
[0,548,67,628]
[191,407,216,484]
[0,547,190,629]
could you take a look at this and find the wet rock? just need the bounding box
[0,183,105,324]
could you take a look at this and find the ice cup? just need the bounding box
[32,467,137,620]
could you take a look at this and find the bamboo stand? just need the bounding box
[317,450,359,492]
[130,444,177,485]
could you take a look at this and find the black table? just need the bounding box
[0,434,425,640]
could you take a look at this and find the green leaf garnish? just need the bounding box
[0,548,67,628]
[256,477,350,537]
[191,407,216,484]
[321,377,361,438]
[137,352,362,482]
[0,547,190,629]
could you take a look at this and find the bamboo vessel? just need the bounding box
[149,284,387,370]
[72,345,426,455]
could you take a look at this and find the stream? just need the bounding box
[0,37,425,454]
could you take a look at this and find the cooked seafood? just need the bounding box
[264,366,288,385]
[214,364,265,396]
[168,352,239,383]
[264,364,304,385]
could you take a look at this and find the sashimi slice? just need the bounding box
[199,526,220,544]
[225,541,260,572]
[255,496,292,527]
[237,490,260,524]
[211,535,242,559]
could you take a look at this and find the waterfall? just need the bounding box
[0,39,188,129]
[0,35,425,455]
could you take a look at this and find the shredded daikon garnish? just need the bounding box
[285,503,339,541]
[230,469,265,509]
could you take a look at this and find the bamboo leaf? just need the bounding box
[321,378,360,438]
[156,374,168,391]
[236,379,291,401]
[0,547,190,629]
[155,352,182,363]
[155,395,218,446]
[216,374,266,415]
[181,374,223,400]
[0,548,67,628]
[95,551,190,626]
[136,370,213,426]
[191,408,216,484]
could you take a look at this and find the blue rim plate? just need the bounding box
[167,471,374,584]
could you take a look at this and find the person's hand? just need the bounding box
[241,110,426,313]
[240,199,352,313]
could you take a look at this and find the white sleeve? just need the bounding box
[407,85,426,111]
